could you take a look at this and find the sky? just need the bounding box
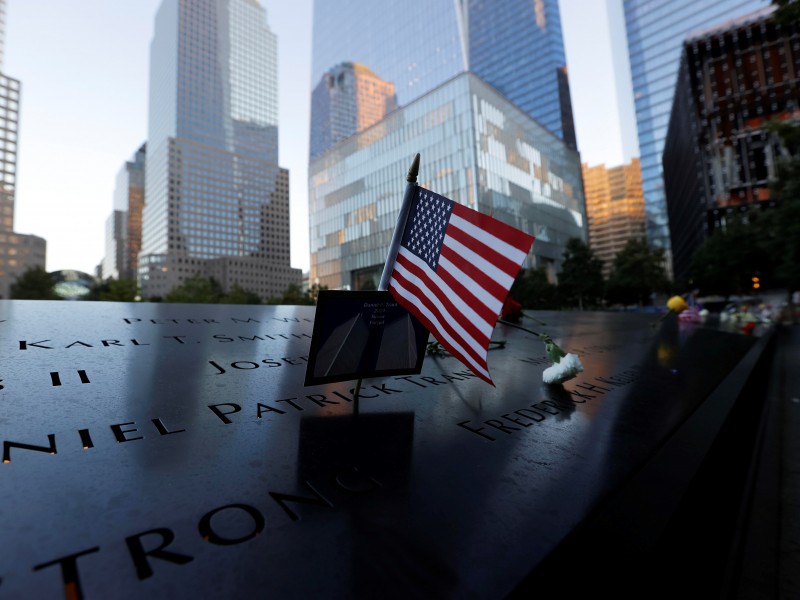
[5,0,638,277]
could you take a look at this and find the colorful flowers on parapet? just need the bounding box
[501,296,547,326]
[666,295,689,314]
[653,295,690,327]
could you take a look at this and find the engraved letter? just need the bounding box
[198,504,265,545]
[33,546,100,600]
[110,422,143,443]
[208,403,241,424]
[3,434,57,463]
[125,528,193,580]
[269,482,333,521]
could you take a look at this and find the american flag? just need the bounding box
[388,187,535,384]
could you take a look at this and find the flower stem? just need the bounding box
[497,318,542,337]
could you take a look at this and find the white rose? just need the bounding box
[542,352,584,385]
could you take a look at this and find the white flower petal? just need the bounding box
[542,353,584,385]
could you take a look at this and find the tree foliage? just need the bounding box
[10,266,59,300]
[220,282,262,304]
[773,0,800,25]
[689,214,772,297]
[765,119,800,296]
[509,266,558,310]
[557,238,604,309]
[606,238,669,306]
[88,278,139,301]
[266,282,327,305]
[163,274,225,303]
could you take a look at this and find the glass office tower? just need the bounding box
[102,144,146,281]
[311,0,575,158]
[0,0,45,299]
[139,0,300,299]
[623,0,768,275]
[310,62,398,161]
[309,73,585,290]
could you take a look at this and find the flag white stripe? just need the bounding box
[436,251,503,317]
[450,212,529,266]
[397,248,495,341]
[445,230,515,291]
[395,251,494,355]
[390,277,491,381]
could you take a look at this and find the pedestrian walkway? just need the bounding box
[778,324,800,599]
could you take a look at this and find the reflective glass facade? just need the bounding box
[309,73,585,290]
[311,0,575,151]
[582,159,645,278]
[0,72,17,234]
[0,1,46,299]
[310,62,398,161]
[623,0,768,273]
[102,144,146,281]
[140,0,300,299]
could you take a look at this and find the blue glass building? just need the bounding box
[309,0,582,290]
[139,0,300,299]
[309,73,585,290]
[623,0,768,274]
[0,0,46,299]
[311,0,576,157]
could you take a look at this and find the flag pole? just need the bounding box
[378,153,420,291]
[352,154,418,418]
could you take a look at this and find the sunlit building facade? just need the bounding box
[309,73,586,290]
[310,62,398,160]
[139,0,300,299]
[623,0,768,276]
[102,144,146,281]
[582,159,645,278]
[0,0,45,299]
[663,5,799,283]
[311,0,575,146]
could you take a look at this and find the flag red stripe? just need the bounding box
[452,202,535,251]
[436,255,502,328]
[394,253,491,363]
[394,285,493,385]
[446,220,528,280]
[390,267,492,382]
[440,243,510,309]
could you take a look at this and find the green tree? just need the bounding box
[10,266,58,300]
[88,278,139,301]
[557,238,604,309]
[765,118,800,298]
[606,238,670,306]
[266,282,328,305]
[689,214,772,297]
[220,282,262,304]
[163,274,223,303]
[510,266,558,310]
[773,0,800,25]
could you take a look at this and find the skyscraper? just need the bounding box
[102,144,146,281]
[309,73,585,290]
[138,0,300,300]
[663,5,798,283]
[0,0,45,299]
[582,159,645,278]
[309,62,398,161]
[308,0,582,290]
[623,0,768,275]
[310,0,576,155]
